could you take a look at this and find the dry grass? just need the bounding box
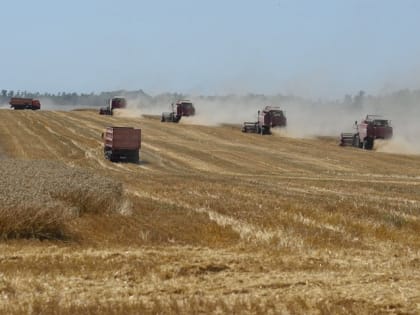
[0,159,127,240]
[0,110,419,314]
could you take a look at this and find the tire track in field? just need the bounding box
[45,112,170,174]
[35,111,130,173]
[15,118,62,160]
[54,112,420,181]
[23,111,87,160]
[127,189,306,249]
[57,112,360,176]
[72,112,285,174]
[67,112,205,173]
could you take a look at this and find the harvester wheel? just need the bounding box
[353,135,360,147]
[367,138,374,150]
[362,138,373,150]
[260,126,269,135]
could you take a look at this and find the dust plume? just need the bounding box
[0,102,10,109]
[373,104,420,155]
[374,137,418,155]
[39,97,91,111]
[112,108,143,118]
[30,88,415,156]
[179,96,264,126]
[123,93,182,119]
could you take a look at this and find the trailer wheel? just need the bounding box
[104,149,111,160]
[131,152,140,164]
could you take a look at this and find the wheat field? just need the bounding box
[0,109,419,314]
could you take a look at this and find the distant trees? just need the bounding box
[1,88,420,110]
[353,90,365,108]
[342,90,366,109]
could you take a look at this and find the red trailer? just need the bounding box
[9,98,41,110]
[102,127,141,163]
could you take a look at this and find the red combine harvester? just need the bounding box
[161,100,195,123]
[102,126,141,163]
[9,97,41,110]
[99,96,127,115]
[340,115,393,150]
[242,106,287,135]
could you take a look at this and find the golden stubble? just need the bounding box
[0,110,419,314]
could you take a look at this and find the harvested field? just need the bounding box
[0,109,419,314]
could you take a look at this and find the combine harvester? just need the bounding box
[102,126,141,163]
[242,106,287,135]
[99,96,127,115]
[340,115,393,150]
[161,100,195,123]
[9,97,41,110]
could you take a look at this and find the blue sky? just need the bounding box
[1,0,420,98]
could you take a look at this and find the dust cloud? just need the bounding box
[0,102,10,109]
[284,98,420,155]
[179,97,263,126]
[123,95,261,124]
[113,108,143,118]
[12,90,417,156]
[39,98,91,111]
[126,91,420,156]
[374,137,417,155]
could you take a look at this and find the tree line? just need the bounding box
[1,88,420,109]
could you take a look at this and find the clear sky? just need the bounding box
[1,0,420,98]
